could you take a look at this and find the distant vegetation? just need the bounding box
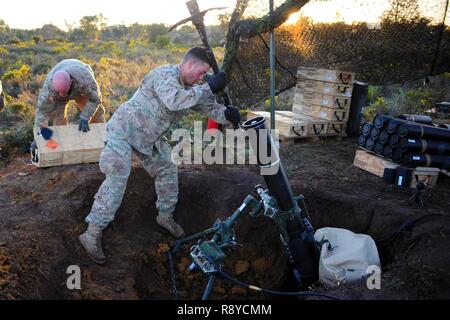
[0,15,227,160]
[0,6,449,161]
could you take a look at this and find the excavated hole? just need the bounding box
[2,164,449,300]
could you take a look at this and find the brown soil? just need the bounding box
[0,138,449,300]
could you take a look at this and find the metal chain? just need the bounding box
[167,251,180,300]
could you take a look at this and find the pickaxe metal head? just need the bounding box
[168,2,227,32]
[168,0,232,109]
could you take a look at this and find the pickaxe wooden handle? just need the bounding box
[170,0,231,107]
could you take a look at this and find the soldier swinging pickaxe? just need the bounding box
[168,0,232,108]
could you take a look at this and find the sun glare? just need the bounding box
[284,0,392,26]
[285,11,302,25]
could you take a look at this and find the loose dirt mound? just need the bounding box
[0,139,449,300]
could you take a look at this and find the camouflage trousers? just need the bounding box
[85,138,178,230]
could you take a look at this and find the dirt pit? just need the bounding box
[1,139,449,300]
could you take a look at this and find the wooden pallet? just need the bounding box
[32,123,106,167]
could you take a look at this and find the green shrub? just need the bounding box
[363,96,388,121]
[366,85,380,104]
[155,35,170,49]
[401,87,433,114]
[1,125,33,160]
[2,64,31,81]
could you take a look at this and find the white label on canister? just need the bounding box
[324,87,331,93]
[398,176,403,186]
[320,111,328,118]
[413,156,420,160]
[322,99,329,105]
[408,139,416,143]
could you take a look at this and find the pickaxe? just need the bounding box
[169,0,232,108]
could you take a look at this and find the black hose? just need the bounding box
[376,214,450,247]
[213,267,343,300]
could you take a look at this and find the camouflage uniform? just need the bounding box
[34,59,104,127]
[86,64,230,229]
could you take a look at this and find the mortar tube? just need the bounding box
[242,116,319,286]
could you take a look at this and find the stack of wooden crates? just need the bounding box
[293,67,354,135]
[247,67,355,142]
[31,123,107,167]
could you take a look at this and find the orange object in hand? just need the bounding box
[46,139,60,149]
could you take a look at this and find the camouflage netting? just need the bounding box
[222,0,450,107]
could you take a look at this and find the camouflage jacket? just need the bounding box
[34,59,102,127]
[107,64,230,156]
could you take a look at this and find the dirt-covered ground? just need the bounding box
[0,137,449,300]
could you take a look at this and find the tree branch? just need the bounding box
[222,0,309,76]
[234,0,309,39]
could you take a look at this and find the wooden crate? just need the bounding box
[296,79,353,97]
[293,102,349,122]
[294,91,351,109]
[353,149,440,188]
[327,121,347,135]
[246,111,329,138]
[32,123,106,167]
[277,111,330,136]
[297,67,355,85]
[411,167,440,189]
[353,149,399,177]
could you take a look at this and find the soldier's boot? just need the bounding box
[78,223,106,265]
[156,212,185,238]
